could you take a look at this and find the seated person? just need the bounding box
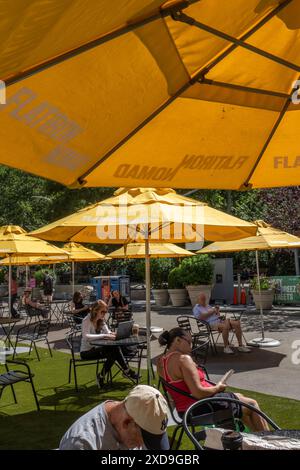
[157,328,269,432]
[71,291,90,324]
[81,300,139,387]
[193,292,251,354]
[59,385,169,450]
[22,288,49,318]
[108,290,129,312]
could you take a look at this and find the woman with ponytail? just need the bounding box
[157,328,269,432]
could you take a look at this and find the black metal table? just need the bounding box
[90,335,147,348]
[46,300,69,324]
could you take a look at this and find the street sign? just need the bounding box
[271,276,300,304]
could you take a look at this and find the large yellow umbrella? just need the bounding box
[31,187,257,243]
[0,225,68,316]
[0,1,300,189]
[108,242,195,258]
[31,187,256,382]
[198,220,300,347]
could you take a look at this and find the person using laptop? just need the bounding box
[81,300,139,387]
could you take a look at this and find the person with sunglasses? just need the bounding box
[157,327,269,432]
[80,300,139,387]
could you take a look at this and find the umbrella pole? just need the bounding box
[145,237,152,385]
[8,255,12,319]
[72,261,75,296]
[25,265,29,288]
[256,251,265,340]
[248,250,280,348]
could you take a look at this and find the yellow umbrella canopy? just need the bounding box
[197,220,300,253]
[0,255,68,266]
[0,225,68,256]
[31,187,257,243]
[30,187,256,382]
[197,220,300,347]
[108,242,195,258]
[0,1,300,190]
[62,242,106,262]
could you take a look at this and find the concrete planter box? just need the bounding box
[186,285,212,307]
[168,289,188,307]
[252,289,274,310]
[152,289,169,306]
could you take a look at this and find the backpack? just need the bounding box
[44,275,53,290]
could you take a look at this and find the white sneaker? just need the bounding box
[237,346,251,353]
[224,346,234,354]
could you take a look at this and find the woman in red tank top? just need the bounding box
[157,328,269,432]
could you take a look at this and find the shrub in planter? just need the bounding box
[168,267,188,307]
[180,255,214,306]
[250,276,275,310]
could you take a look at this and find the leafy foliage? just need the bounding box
[150,258,176,289]
[168,266,185,289]
[179,254,214,286]
[250,276,274,291]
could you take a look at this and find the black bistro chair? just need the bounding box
[177,315,217,355]
[183,397,281,450]
[13,319,53,361]
[158,364,212,450]
[65,331,110,392]
[0,359,40,410]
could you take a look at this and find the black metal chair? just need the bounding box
[158,363,213,450]
[108,306,133,331]
[183,397,281,450]
[23,304,50,325]
[177,315,217,355]
[65,331,110,392]
[14,320,53,361]
[0,359,40,410]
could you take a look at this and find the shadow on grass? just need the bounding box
[0,409,81,449]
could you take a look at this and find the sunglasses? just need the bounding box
[181,336,192,346]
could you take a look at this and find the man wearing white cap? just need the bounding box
[59,385,169,450]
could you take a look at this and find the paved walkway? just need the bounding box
[8,302,300,401]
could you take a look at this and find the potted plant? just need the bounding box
[180,255,214,306]
[250,276,274,310]
[151,259,174,306]
[168,267,188,307]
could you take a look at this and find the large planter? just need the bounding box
[168,288,188,307]
[152,289,170,306]
[252,289,274,310]
[186,285,212,307]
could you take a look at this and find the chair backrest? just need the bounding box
[183,397,281,450]
[36,319,51,337]
[176,315,193,334]
[191,336,210,365]
[65,331,81,360]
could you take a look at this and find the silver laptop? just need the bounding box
[115,320,134,340]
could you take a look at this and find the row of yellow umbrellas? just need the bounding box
[0,187,258,381]
[2,189,299,377]
[29,187,258,380]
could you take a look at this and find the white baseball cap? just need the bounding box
[124,385,169,450]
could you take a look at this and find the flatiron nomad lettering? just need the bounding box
[113,155,249,182]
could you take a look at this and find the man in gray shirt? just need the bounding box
[59,385,169,450]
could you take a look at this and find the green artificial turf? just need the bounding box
[1,347,299,450]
